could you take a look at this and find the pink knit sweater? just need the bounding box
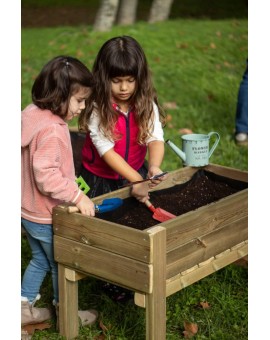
[21,104,84,224]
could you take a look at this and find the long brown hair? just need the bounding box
[79,36,165,143]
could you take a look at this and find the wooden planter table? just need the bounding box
[52,163,248,339]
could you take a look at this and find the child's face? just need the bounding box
[111,76,136,105]
[66,86,91,121]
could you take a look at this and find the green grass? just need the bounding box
[22,19,248,172]
[22,16,248,340]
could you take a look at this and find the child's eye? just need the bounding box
[128,78,135,83]
[111,78,119,83]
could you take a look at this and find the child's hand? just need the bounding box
[148,166,168,189]
[76,195,95,216]
[131,182,150,203]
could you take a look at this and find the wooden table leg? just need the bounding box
[145,226,166,340]
[58,264,79,339]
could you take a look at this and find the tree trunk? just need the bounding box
[117,0,138,26]
[148,0,174,23]
[93,0,119,32]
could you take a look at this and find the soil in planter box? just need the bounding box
[95,169,248,230]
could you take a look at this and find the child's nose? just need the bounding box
[120,81,128,90]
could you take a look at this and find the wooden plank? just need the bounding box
[53,206,151,263]
[145,226,166,340]
[166,242,248,296]
[134,292,146,308]
[65,268,86,282]
[166,216,247,278]
[151,164,247,192]
[149,167,198,191]
[205,163,248,182]
[58,264,79,339]
[54,235,152,293]
[165,189,247,251]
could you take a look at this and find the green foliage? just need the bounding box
[22,18,248,171]
[22,15,248,340]
[22,0,248,20]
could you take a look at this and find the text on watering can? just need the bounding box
[192,146,208,154]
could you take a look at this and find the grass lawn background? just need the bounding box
[20,1,249,338]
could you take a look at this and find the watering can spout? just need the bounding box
[166,139,186,162]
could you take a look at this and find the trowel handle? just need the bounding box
[68,206,80,213]
[144,199,156,213]
[68,205,98,213]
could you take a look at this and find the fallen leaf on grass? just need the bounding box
[183,321,198,338]
[99,320,110,332]
[21,322,51,335]
[223,61,232,68]
[178,128,193,135]
[166,114,173,122]
[199,301,210,309]
[96,320,112,339]
[163,102,178,109]
[176,42,189,49]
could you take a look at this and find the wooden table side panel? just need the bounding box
[166,190,247,250]
[166,216,247,278]
[205,163,248,182]
[54,235,152,293]
[53,207,151,263]
[166,242,248,296]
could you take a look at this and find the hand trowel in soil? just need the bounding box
[144,199,176,222]
[68,198,123,214]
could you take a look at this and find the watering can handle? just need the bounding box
[208,132,220,158]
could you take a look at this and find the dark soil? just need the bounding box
[96,170,247,230]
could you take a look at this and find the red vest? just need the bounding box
[82,109,147,179]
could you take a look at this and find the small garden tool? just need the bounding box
[121,172,168,187]
[144,199,176,222]
[68,198,123,214]
[75,176,90,194]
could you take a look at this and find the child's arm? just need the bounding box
[102,149,150,202]
[147,140,168,188]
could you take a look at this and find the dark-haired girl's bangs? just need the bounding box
[109,56,138,78]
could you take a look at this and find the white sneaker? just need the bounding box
[235,133,248,145]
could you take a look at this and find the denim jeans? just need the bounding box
[235,65,248,134]
[21,218,58,303]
